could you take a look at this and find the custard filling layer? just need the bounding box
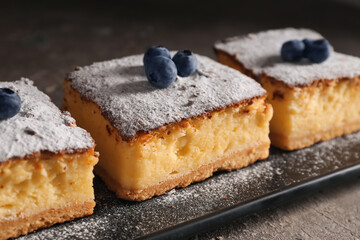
[64,81,272,190]
[0,152,98,220]
[261,76,360,140]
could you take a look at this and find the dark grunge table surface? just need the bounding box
[1,1,360,239]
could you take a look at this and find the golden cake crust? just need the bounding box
[63,79,266,143]
[0,201,95,240]
[0,148,97,166]
[215,48,360,89]
[95,142,269,201]
[214,48,257,80]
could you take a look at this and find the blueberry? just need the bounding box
[281,40,305,62]
[0,88,21,120]
[303,39,331,63]
[145,56,177,88]
[172,50,198,77]
[143,46,171,67]
[302,39,312,58]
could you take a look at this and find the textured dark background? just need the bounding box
[1,0,360,107]
[1,0,360,239]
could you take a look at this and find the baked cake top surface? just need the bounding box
[0,79,94,163]
[69,53,266,140]
[214,28,360,86]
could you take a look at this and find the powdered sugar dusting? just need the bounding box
[214,28,360,86]
[69,53,265,140]
[263,52,360,86]
[18,131,360,239]
[0,79,94,162]
[156,160,274,206]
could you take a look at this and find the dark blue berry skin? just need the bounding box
[303,39,331,63]
[302,39,312,58]
[145,56,177,88]
[0,88,21,120]
[172,50,198,77]
[143,46,171,67]
[281,40,305,62]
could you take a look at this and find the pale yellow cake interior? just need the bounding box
[216,51,360,150]
[0,151,98,220]
[261,76,360,149]
[63,81,273,194]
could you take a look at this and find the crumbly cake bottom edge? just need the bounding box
[270,119,360,150]
[95,142,270,201]
[0,200,95,240]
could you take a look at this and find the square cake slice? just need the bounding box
[63,53,273,201]
[214,28,360,150]
[0,79,98,239]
